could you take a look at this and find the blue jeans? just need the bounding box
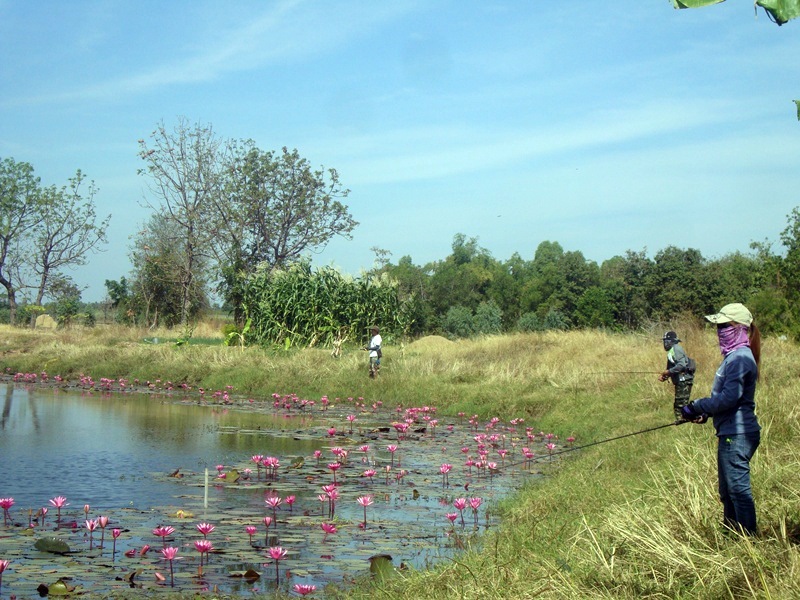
[717,432,760,535]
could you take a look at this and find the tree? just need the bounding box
[26,170,109,310]
[645,246,708,320]
[138,118,224,325]
[129,213,208,328]
[216,144,357,321]
[105,277,132,324]
[0,158,42,324]
[428,234,497,315]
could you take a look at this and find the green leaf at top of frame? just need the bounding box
[670,0,724,7]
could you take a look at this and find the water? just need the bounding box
[0,382,545,597]
[0,384,321,510]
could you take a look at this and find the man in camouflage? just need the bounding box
[659,331,695,422]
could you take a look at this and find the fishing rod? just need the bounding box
[499,419,684,472]
[584,371,662,375]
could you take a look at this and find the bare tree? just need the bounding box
[27,170,110,309]
[137,118,224,325]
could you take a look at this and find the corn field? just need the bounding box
[241,261,411,348]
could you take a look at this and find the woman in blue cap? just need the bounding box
[681,303,761,536]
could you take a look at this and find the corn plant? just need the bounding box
[241,260,409,348]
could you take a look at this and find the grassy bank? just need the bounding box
[1,323,798,599]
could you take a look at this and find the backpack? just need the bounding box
[686,357,696,374]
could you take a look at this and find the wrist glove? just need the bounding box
[680,403,698,420]
[680,403,708,424]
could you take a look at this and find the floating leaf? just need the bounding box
[225,469,240,483]
[44,579,75,596]
[34,537,71,554]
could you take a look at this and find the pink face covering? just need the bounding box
[717,324,750,355]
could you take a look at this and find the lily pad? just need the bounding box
[34,537,71,554]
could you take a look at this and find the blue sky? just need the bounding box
[1,1,798,302]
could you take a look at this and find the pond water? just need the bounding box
[0,382,554,597]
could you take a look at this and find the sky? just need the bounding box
[1,1,799,302]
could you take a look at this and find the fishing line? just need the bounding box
[498,420,684,472]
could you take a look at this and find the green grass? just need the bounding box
[1,324,798,599]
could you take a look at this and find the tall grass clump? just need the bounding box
[0,322,798,599]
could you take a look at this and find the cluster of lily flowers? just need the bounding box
[0,492,318,595]
[0,375,579,595]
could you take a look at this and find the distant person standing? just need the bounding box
[364,326,382,378]
[659,331,695,421]
[681,303,761,536]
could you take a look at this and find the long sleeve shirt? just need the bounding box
[692,347,760,437]
[666,343,692,384]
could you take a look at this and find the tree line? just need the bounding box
[3,116,799,342]
[368,225,800,339]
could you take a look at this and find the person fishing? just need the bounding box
[363,326,382,379]
[680,303,761,536]
[658,330,695,422]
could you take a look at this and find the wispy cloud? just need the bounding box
[5,0,418,106]
[328,100,739,186]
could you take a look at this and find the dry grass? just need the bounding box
[1,323,798,599]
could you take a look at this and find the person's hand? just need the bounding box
[680,403,708,424]
[658,370,670,382]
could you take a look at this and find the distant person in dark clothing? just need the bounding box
[659,330,694,421]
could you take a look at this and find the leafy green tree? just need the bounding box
[0,157,42,324]
[49,276,82,326]
[645,246,709,320]
[215,143,357,322]
[575,286,616,328]
[383,255,434,336]
[442,305,474,339]
[520,242,599,324]
[129,213,208,328]
[543,308,569,330]
[428,234,497,315]
[485,253,527,329]
[516,311,543,332]
[104,277,133,324]
[473,300,503,335]
[599,250,652,328]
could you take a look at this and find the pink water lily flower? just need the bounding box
[0,558,10,596]
[245,525,257,545]
[294,583,317,596]
[85,519,98,549]
[267,546,288,585]
[194,539,214,571]
[321,522,337,538]
[49,496,69,522]
[357,495,374,528]
[160,546,182,587]
[153,525,175,547]
[0,498,13,526]
[196,522,215,537]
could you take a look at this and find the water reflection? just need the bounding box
[0,384,323,510]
